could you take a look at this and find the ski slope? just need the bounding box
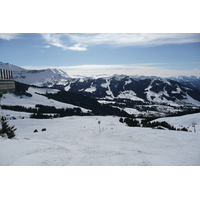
[1,87,90,113]
[154,112,200,132]
[0,113,200,166]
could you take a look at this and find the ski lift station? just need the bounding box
[0,69,15,96]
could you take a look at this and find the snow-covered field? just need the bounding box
[1,87,90,113]
[0,112,200,166]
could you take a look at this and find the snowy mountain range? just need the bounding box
[1,62,200,90]
[170,75,200,91]
[63,75,200,106]
[1,62,200,117]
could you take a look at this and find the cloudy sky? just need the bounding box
[0,33,200,77]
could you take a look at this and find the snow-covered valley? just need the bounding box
[1,112,200,166]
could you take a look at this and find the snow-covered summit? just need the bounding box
[0,62,70,87]
[171,75,200,80]
[0,62,23,71]
[170,75,200,91]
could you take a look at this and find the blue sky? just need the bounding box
[0,33,200,77]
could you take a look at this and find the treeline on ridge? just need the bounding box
[1,105,89,118]
[120,117,188,131]
[31,104,87,118]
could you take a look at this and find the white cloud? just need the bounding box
[26,63,199,77]
[67,44,87,51]
[0,33,21,40]
[40,33,87,51]
[66,33,200,47]
[39,33,200,51]
[67,66,200,77]
[41,33,67,49]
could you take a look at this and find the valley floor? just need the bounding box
[0,113,200,166]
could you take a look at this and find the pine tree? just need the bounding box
[0,117,16,139]
[119,117,124,123]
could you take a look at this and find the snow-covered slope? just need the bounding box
[170,75,200,91]
[1,86,90,113]
[154,112,200,132]
[0,62,70,87]
[0,62,23,71]
[0,115,199,166]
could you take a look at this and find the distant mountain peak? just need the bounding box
[0,62,70,87]
[0,62,24,71]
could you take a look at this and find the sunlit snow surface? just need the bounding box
[1,87,90,113]
[0,112,200,166]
